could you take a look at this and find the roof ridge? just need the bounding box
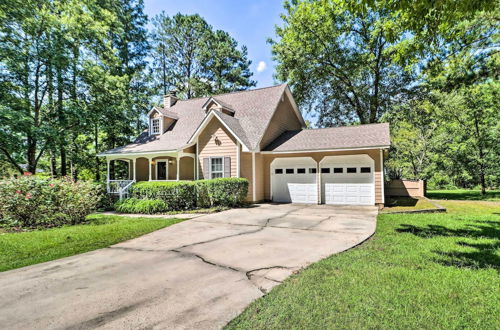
[173,83,288,103]
[305,122,389,131]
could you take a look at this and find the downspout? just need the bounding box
[380,149,385,204]
[236,142,241,178]
[252,151,256,202]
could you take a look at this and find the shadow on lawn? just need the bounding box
[397,220,500,271]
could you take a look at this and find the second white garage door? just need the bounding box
[320,155,375,205]
[271,157,318,204]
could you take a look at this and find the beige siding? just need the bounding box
[180,156,195,180]
[259,93,303,150]
[240,151,253,200]
[261,149,384,204]
[135,157,149,181]
[198,117,237,179]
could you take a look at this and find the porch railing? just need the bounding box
[107,180,135,199]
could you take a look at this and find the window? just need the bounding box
[321,167,330,174]
[275,168,283,174]
[333,167,343,173]
[297,168,306,174]
[360,167,371,173]
[210,157,223,178]
[286,168,294,174]
[309,168,317,174]
[151,118,160,135]
[347,167,357,173]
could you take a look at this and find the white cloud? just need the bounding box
[256,61,267,73]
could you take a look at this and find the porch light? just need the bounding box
[151,160,156,165]
[168,160,174,164]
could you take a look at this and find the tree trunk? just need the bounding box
[94,124,100,181]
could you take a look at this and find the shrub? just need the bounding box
[129,181,197,210]
[121,178,249,213]
[115,198,168,214]
[196,178,248,207]
[0,175,100,228]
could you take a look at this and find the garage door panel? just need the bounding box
[323,183,374,205]
[272,160,318,204]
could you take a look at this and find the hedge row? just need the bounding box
[118,178,248,213]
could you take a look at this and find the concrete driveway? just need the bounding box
[0,203,377,330]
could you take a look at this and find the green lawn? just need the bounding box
[382,196,437,212]
[227,200,500,329]
[427,189,500,201]
[0,214,182,272]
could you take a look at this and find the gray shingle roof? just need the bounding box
[101,84,288,155]
[263,123,390,152]
[212,111,251,149]
[155,107,179,119]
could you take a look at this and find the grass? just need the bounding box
[227,200,500,329]
[0,214,182,272]
[427,189,500,201]
[382,196,436,212]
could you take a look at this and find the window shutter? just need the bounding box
[224,156,231,177]
[203,158,210,179]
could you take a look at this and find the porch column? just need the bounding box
[132,158,137,181]
[176,155,180,180]
[128,160,132,180]
[106,158,111,192]
[149,157,152,181]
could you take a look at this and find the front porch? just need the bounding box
[105,151,196,198]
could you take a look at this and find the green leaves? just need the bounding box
[150,13,255,99]
[272,0,413,125]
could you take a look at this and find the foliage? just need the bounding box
[120,178,249,213]
[129,181,198,210]
[427,190,500,202]
[0,214,183,272]
[150,13,256,98]
[196,178,249,208]
[0,175,100,228]
[115,198,168,214]
[227,200,500,329]
[271,0,413,125]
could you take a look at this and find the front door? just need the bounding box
[157,161,167,180]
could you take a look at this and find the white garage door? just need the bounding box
[321,155,375,205]
[271,157,318,204]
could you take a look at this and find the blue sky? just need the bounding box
[143,0,285,88]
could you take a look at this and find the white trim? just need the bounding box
[146,107,162,118]
[236,141,241,178]
[196,137,199,180]
[176,155,180,180]
[150,117,161,135]
[252,152,256,201]
[186,110,250,151]
[260,145,391,154]
[209,156,224,179]
[284,86,306,127]
[148,157,152,181]
[380,149,385,204]
[132,158,137,181]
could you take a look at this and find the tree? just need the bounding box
[151,13,255,99]
[271,0,413,126]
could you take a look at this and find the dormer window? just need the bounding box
[151,118,160,135]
